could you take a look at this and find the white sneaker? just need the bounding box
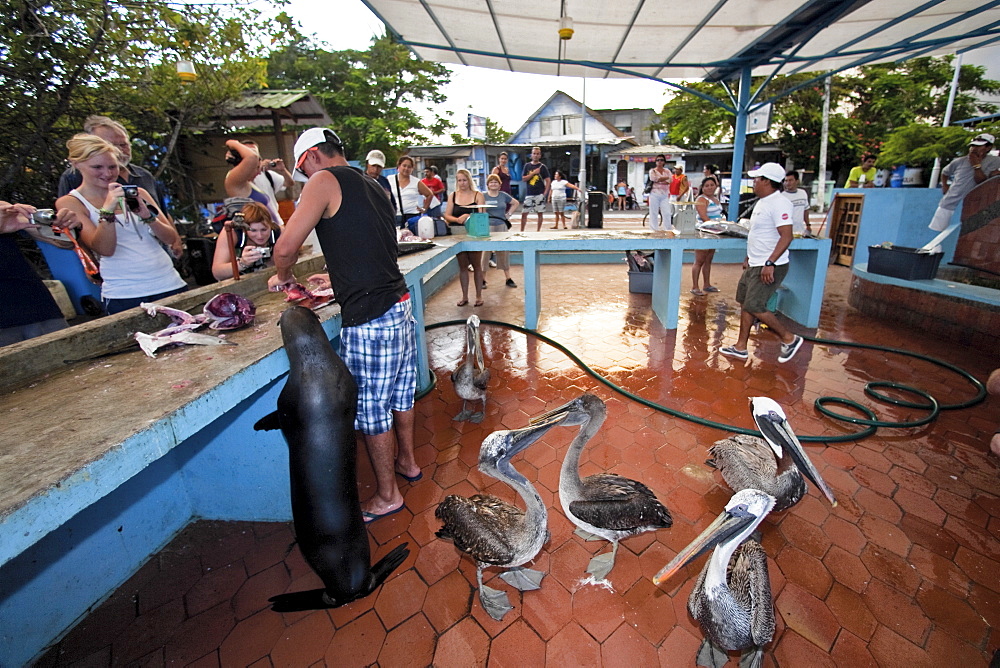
[778,335,803,363]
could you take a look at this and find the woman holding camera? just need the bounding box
[56,133,186,315]
[211,202,281,280]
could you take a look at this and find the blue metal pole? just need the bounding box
[727,67,752,221]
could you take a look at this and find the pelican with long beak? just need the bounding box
[435,415,565,620]
[533,393,672,580]
[451,315,490,422]
[707,397,837,512]
[654,488,777,668]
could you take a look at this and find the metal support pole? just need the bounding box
[579,76,587,227]
[727,67,752,221]
[929,53,963,189]
[817,74,831,212]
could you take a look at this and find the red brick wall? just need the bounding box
[954,177,1000,276]
[848,274,1000,349]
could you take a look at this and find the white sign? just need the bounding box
[746,103,773,135]
[468,114,487,140]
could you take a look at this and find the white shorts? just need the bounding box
[552,196,567,212]
[523,194,547,214]
[928,206,954,232]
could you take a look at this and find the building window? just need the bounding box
[539,114,582,136]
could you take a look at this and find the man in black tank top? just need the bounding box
[269,127,421,522]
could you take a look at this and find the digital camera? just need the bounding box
[257,247,272,260]
[32,209,56,225]
[122,185,140,211]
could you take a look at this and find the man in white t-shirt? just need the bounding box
[781,171,811,236]
[720,163,804,364]
[929,133,1000,231]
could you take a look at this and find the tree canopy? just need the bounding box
[0,0,281,213]
[651,56,1000,183]
[266,34,453,164]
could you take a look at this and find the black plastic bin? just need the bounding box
[867,245,942,280]
[587,191,605,228]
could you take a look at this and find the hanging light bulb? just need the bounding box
[559,15,574,40]
[176,59,197,83]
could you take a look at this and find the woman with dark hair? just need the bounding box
[647,154,673,231]
[548,170,581,229]
[691,176,723,296]
[391,155,437,227]
[211,202,282,280]
[491,151,512,194]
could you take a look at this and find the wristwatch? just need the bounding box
[764,260,775,267]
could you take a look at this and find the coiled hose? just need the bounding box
[422,320,986,444]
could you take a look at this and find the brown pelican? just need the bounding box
[707,397,837,512]
[451,314,489,422]
[533,393,672,580]
[654,488,777,668]
[435,415,565,620]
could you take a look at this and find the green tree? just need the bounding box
[267,34,453,161]
[880,123,1000,167]
[650,56,1000,183]
[0,0,278,210]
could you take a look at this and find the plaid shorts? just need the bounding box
[338,297,416,435]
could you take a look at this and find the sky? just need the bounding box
[281,0,674,140]
[281,0,1000,139]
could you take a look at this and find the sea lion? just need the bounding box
[254,306,408,612]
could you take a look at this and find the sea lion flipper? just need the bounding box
[268,589,337,612]
[366,543,410,591]
[253,411,282,432]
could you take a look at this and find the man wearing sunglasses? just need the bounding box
[269,127,421,524]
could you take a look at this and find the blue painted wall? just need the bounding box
[0,375,299,667]
[836,188,956,267]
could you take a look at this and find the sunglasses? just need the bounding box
[295,146,319,175]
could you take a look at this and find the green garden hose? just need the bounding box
[424,320,986,444]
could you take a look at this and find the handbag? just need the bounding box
[643,177,653,195]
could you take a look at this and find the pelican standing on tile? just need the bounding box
[534,393,672,581]
[654,488,777,668]
[451,314,490,423]
[435,415,566,620]
[707,397,837,511]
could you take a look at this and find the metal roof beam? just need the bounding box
[705,0,873,81]
[603,0,648,80]
[652,0,729,79]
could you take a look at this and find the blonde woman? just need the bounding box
[445,169,486,306]
[211,202,282,280]
[482,173,519,287]
[56,134,186,314]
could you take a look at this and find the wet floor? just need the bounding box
[38,254,1000,667]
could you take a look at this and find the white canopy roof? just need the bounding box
[361,0,1000,83]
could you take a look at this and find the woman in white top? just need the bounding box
[647,155,673,232]
[392,155,436,227]
[56,134,186,315]
[547,170,581,230]
[691,176,723,296]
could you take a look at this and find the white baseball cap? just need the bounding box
[969,133,995,146]
[292,127,343,182]
[748,162,786,184]
[365,149,386,167]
